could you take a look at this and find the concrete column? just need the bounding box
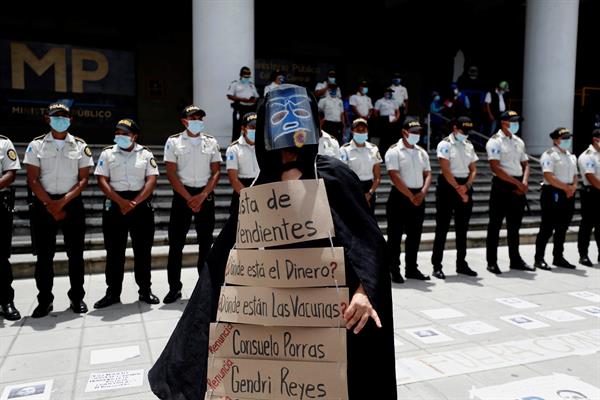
[193,0,254,147]
[522,0,579,155]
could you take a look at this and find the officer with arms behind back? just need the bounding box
[577,128,600,266]
[24,102,94,318]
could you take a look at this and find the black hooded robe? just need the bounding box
[149,155,397,399]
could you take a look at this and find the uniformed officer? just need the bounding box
[385,116,432,283]
[431,117,479,279]
[227,66,259,142]
[340,118,382,215]
[163,105,222,303]
[485,110,533,274]
[317,110,341,159]
[317,84,346,143]
[0,135,21,321]
[577,128,600,266]
[23,102,94,318]
[263,70,285,96]
[226,112,260,215]
[534,128,578,270]
[374,87,401,156]
[315,69,342,99]
[93,119,160,308]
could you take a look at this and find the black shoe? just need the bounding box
[510,261,536,271]
[405,268,431,281]
[163,290,182,304]
[553,257,576,269]
[390,270,404,284]
[534,259,551,270]
[487,264,502,274]
[0,302,21,321]
[70,300,88,314]
[456,263,478,277]
[432,270,446,279]
[139,292,160,305]
[31,303,53,318]
[94,295,121,309]
[579,256,593,267]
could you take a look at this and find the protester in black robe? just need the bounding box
[149,84,397,399]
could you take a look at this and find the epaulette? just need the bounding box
[443,137,451,142]
[341,142,351,147]
[464,139,472,145]
[493,132,503,139]
[102,145,113,151]
[388,143,397,149]
[584,148,593,155]
[204,134,215,139]
[169,133,182,138]
[74,136,85,143]
[0,135,8,140]
[33,134,46,141]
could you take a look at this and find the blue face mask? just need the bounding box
[361,87,368,95]
[327,77,336,84]
[278,75,285,84]
[114,135,133,149]
[407,133,420,145]
[393,78,401,85]
[187,120,204,134]
[240,77,250,84]
[246,129,256,142]
[559,138,572,150]
[353,132,368,144]
[49,116,70,132]
[455,132,468,142]
[434,95,441,102]
[329,90,337,97]
[508,122,520,134]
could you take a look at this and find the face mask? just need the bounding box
[455,132,468,142]
[278,76,285,84]
[327,77,336,84]
[392,78,401,85]
[241,77,250,84]
[558,138,572,150]
[246,129,256,142]
[508,122,520,134]
[407,133,420,145]
[49,116,70,132]
[384,93,392,100]
[353,132,368,144]
[114,135,133,149]
[361,87,368,95]
[434,95,441,102]
[329,90,337,97]
[187,120,204,134]
[453,88,459,95]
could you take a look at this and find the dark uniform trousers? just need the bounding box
[31,194,85,305]
[535,185,575,260]
[386,186,425,273]
[103,191,154,297]
[228,178,255,216]
[167,186,215,292]
[359,179,376,216]
[577,186,600,258]
[0,190,15,304]
[232,104,256,142]
[432,176,473,266]
[486,176,526,265]
[377,116,400,157]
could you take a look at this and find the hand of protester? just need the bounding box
[344,284,381,334]
[412,192,425,206]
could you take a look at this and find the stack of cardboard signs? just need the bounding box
[206,179,349,399]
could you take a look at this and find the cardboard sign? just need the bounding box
[217,286,349,327]
[225,248,345,287]
[206,358,348,400]
[209,323,346,362]
[236,180,335,249]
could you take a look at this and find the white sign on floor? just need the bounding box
[420,308,465,320]
[405,327,454,344]
[0,380,52,400]
[536,309,585,323]
[569,291,600,303]
[85,369,144,392]
[574,305,600,318]
[500,314,549,330]
[449,320,499,336]
[90,345,140,365]
[495,297,539,309]
[469,373,600,400]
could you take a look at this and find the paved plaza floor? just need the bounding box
[1,242,599,399]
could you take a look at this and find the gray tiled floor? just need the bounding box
[1,242,599,399]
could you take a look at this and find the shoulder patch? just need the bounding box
[150,158,157,168]
[84,146,92,157]
[7,148,17,161]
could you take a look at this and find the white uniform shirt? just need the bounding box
[349,93,373,118]
[541,146,577,185]
[374,98,399,117]
[385,140,431,189]
[391,84,408,107]
[315,81,341,98]
[23,132,94,195]
[94,144,159,191]
[263,82,280,96]
[0,136,20,175]
[163,131,223,188]
[578,145,600,187]
[318,97,344,122]
[484,90,506,112]
[486,130,528,177]
[225,136,259,179]
[436,133,479,178]
[227,80,259,106]
[318,131,341,159]
[340,140,382,181]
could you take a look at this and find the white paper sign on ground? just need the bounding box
[569,291,600,303]
[420,308,465,320]
[469,373,600,400]
[405,327,454,344]
[536,309,585,323]
[84,369,144,392]
[1,380,53,400]
[90,345,140,365]
[449,320,499,336]
[573,305,600,318]
[495,297,539,309]
[500,314,549,330]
